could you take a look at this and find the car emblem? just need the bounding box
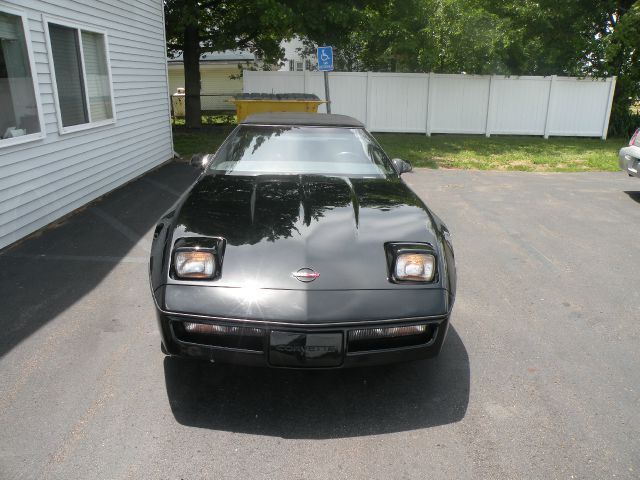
[293,268,320,282]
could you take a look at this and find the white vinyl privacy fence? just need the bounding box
[243,71,617,139]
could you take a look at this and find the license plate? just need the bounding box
[269,331,343,367]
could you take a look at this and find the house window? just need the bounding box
[295,61,304,72]
[47,21,114,132]
[0,9,44,147]
[288,59,295,71]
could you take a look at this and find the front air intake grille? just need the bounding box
[173,321,266,351]
[347,324,436,353]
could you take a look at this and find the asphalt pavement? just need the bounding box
[0,163,639,479]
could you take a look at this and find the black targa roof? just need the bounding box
[240,112,364,128]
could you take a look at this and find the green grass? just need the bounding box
[172,126,235,158]
[375,133,622,171]
[172,125,623,172]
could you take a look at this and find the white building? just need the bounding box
[0,0,173,250]
[166,39,311,113]
[168,50,256,112]
[279,37,315,72]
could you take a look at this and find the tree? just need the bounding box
[300,0,639,135]
[482,0,640,135]
[166,0,638,134]
[600,1,640,135]
[165,0,383,128]
[165,1,291,128]
[295,0,509,75]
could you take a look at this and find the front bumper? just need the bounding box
[152,285,453,368]
[156,310,449,368]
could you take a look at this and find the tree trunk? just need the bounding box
[183,23,201,129]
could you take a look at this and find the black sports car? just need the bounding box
[150,112,456,368]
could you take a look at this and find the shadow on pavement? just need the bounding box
[164,326,469,438]
[0,162,198,358]
[624,191,640,204]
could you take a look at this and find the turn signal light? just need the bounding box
[348,324,427,341]
[183,322,264,337]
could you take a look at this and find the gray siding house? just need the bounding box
[0,0,173,250]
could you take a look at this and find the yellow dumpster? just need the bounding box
[231,93,325,122]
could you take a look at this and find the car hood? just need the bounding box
[170,173,440,290]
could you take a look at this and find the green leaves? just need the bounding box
[165,0,639,134]
[165,0,376,64]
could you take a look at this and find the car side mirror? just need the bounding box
[392,158,413,175]
[190,153,211,170]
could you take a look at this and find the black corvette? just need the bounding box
[150,112,456,368]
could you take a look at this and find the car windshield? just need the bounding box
[208,126,396,177]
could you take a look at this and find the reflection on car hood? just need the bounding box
[172,174,440,290]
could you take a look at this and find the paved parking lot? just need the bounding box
[1,163,639,479]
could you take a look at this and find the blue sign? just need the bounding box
[317,46,333,72]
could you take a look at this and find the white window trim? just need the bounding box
[43,15,116,135]
[0,3,46,149]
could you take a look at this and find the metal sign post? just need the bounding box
[317,46,334,114]
[323,71,331,114]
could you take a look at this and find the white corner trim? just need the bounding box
[0,4,47,146]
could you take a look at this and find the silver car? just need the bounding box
[619,128,640,177]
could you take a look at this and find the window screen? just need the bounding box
[49,23,88,127]
[81,31,112,121]
[48,22,113,128]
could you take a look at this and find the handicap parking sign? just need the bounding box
[317,46,333,72]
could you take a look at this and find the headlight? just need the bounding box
[385,242,438,284]
[174,250,215,279]
[395,253,435,282]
